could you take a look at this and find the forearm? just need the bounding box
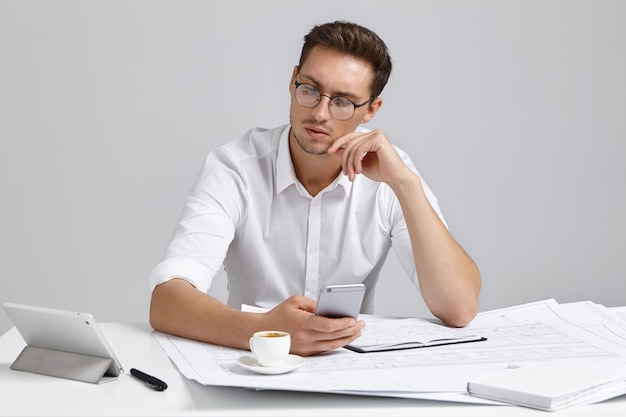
[389,174,481,327]
[149,278,264,350]
[149,279,365,356]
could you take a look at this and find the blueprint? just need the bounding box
[153,299,626,403]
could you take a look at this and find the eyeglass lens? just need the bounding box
[295,83,357,120]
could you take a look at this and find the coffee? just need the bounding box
[249,330,291,367]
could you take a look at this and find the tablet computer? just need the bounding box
[3,302,124,379]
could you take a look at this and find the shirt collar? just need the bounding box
[275,125,351,196]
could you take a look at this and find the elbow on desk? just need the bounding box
[148,278,196,333]
[149,296,166,333]
[148,283,176,334]
[435,300,479,328]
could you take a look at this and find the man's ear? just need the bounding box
[289,66,299,91]
[360,97,383,124]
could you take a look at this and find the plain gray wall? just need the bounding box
[1,0,625,335]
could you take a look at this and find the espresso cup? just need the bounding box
[249,331,291,367]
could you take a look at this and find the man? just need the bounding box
[149,21,481,357]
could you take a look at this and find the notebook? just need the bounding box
[345,316,486,353]
[467,362,626,411]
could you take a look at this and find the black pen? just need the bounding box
[130,368,168,391]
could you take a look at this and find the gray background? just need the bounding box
[1,0,624,334]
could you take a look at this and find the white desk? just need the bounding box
[1,322,625,416]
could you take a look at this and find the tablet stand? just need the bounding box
[11,346,114,384]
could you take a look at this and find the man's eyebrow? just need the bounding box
[298,73,362,100]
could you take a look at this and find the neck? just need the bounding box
[289,133,342,197]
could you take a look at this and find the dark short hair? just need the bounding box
[298,21,392,98]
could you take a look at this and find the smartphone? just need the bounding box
[315,284,366,319]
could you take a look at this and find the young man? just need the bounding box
[149,21,481,356]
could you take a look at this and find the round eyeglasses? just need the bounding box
[293,80,374,121]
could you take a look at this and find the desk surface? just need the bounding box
[1,323,625,416]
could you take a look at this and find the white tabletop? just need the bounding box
[1,322,625,416]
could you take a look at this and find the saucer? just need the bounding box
[237,354,304,375]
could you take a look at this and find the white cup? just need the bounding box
[249,331,291,367]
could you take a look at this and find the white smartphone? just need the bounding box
[315,284,366,319]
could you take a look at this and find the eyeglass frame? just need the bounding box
[293,78,375,121]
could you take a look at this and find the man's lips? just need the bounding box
[304,126,329,139]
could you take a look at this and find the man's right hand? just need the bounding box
[263,295,365,356]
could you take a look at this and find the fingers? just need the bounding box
[328,131,381,181]
[285,294,317,314]
[343,144,364,181]
[291,319,366,356]
[327,132,358,154]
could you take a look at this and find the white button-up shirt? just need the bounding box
[150,124,446,313]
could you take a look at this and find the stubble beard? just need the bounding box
[291,120,333,157]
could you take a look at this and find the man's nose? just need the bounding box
[310,95,332,121]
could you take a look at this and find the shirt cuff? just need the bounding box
[149,256,213,293]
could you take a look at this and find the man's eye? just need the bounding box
[332,97,353,109]
[302,85,319,96]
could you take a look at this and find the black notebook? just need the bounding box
[345,316,486,353]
